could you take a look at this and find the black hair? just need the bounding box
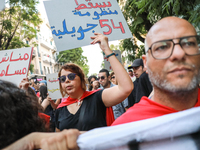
[99,68,109,77]
[39,85,48,101]
[88,75,97,91]
[0,80,48,149]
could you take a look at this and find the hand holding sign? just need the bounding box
[90,32,111,53]
[19,77,29,91]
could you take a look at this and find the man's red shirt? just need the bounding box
[112,88,200,126]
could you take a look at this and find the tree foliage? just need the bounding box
[120,0,200,61]
[0,0,42,50]
[57,48,89,76]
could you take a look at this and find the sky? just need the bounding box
[37,0,120,76]
[82,40,119,76]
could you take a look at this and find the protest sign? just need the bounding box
[46,73,62,100]
[103,50,121,71]
[0,0,5,11]
[0,47,33,86]
[43,0,132,52]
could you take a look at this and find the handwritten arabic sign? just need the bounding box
[43,0,132,52]
[104,50,121,71]
[46,73,62,100]
[0,47,33,86]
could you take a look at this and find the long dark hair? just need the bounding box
[0,80,48,149]
[39,85,48,101]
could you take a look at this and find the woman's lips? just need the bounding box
[66,86,72,90]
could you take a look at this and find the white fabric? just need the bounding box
[77,106,200,150]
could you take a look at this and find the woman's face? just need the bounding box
[90,77,96,85]
[92,80,100,90]
[111,75,117,85]
[60,69,82,95]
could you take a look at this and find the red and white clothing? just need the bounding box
[112,88,200,126]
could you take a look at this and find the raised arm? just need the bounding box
[90,33,133,107]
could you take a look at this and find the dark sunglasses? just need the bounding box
[111,76,115,79]
[58,73,76,83]
[97,76,105,80]
[90,81,93,84]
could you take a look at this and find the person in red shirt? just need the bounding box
[4,17,200,149]
[112,16,200,126]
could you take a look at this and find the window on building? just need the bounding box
[37,46,40,57]
[39,61,43,75]
[47,67,50,74]
[43,66,46,75]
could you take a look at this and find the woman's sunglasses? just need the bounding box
[58,73,76,83]
[111,76,115,79]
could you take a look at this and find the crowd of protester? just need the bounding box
[1,16,200,149]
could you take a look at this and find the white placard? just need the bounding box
[0,0,5,11]
[0,47,33,86]
[46,73,62,100]
[43,0,132,52]
[103,50,121,71]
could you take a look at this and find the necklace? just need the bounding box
[77,99,82,106]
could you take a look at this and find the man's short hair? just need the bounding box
[99,69,109,77]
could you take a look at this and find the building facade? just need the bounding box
[29,15,57,79]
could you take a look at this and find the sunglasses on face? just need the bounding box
[111,76,115,79]
[58,73,76,83]
[97,76,105,80]
[90,81,93,84]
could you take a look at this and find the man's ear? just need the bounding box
[108,75,111,81]
[142,55,148,74]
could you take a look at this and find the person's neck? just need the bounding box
[69,89,85,99]
[103,82,111,89]
[152,86,199,111]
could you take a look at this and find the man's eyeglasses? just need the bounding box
[58,73,76,83]
[97,76,105,80]
[111,76,115,79]
[146,35,200,59]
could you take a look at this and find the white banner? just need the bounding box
[43,0,132,52]
[46,72,62,100]
[77,106,200,150]
[0,47,33,86]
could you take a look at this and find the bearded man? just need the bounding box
[112,16,200,125]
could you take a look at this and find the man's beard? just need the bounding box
[147,64,200,93]
[101,80,109,88]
